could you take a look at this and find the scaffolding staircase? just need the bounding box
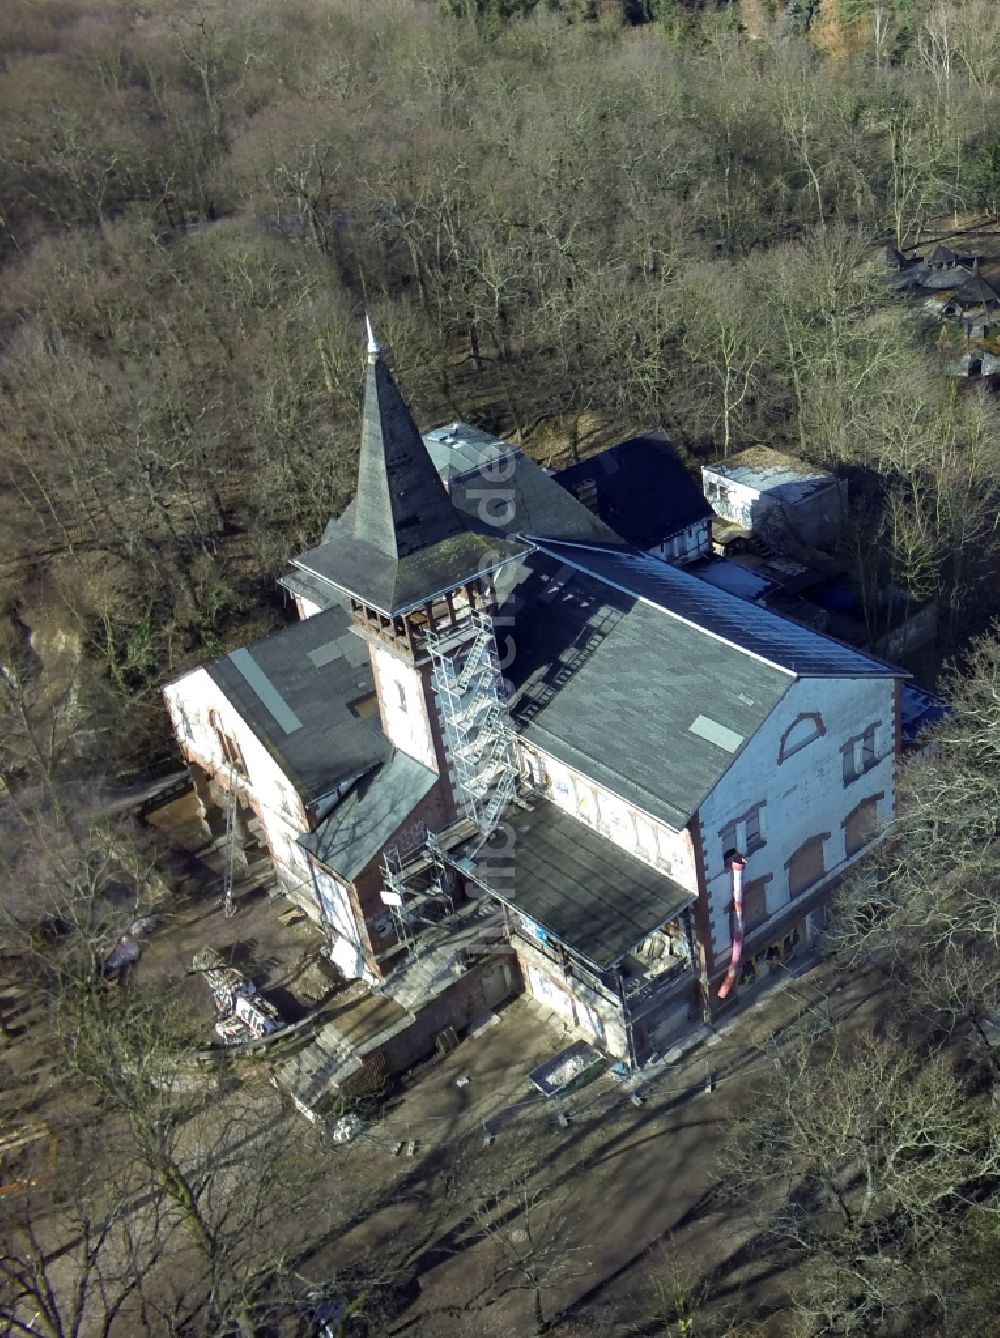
[376,610,515,970]
[425,608,517,840]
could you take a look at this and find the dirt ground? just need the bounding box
[290,954,889,1336]
[1,779,889,1334]
[140,787,334,1030]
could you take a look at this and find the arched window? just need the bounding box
[778,712,825,764]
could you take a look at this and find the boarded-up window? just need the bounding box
[787,835,826,898]
[844,796,880,857]
[842,724,879,785]
[743,878,770,933]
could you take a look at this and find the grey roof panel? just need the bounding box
[473,800,695,968]
[229,648,303,735]
[277,566,346,613]
[552,431,713,547]
[299,751,438,881]
[504,552,792,828]
[532,540,904,679]
[207,606,388,803]
[295,355,528,614]
[423,422,517,484]
[354,355,469,562]
[447,452,625,547]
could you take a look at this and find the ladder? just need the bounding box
[221,765,239,919]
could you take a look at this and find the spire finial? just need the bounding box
[365,313,381,363]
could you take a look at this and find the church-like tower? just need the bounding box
[291,324,528,824]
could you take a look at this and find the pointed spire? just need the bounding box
[354,334,468,561]
[291,326,527,616]
[365,312,381,364]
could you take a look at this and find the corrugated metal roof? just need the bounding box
[532,540,904,680]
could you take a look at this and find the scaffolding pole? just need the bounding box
[425,608,517,840]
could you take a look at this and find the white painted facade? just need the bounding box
[295,596,322,620]
[518,939,629,1058]
[514,671,897,1048]
[702,459,846,549]
[163,668,319,907]
[647,519,712,566]
[311,864,374,982]
[696,675,896,958]
[165,667,387,976]
[368,642,440,773]
[520,742,698,891]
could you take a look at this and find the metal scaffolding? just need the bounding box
[221,764,239,919]
[381,829,454,957]
[424,607,517,840]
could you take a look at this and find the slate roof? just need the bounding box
[293,527,523,617]
[206,604,388,803]
[953,274,1000,310]
[502,542,904,829]
[473,800,695,969]
[929,244,966,267]
[533,541,905,679]
[448,451,623,546]
[299,751,438,881]
[356,354,469,562]
[552,431,712,548]
[291,351,526,615]
[504,551,793,829]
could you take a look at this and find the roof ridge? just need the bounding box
[530,538,906,681]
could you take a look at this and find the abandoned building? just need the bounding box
[164,326,912,1067]
[552,431,714,564]
[885,239,1000,379]
[701,447,847,553]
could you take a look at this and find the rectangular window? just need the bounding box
[742,878,770,934]
[788,835,826,898]
[844,795,881,857]
[842,724,878,785]
[720,802,766,860]
[396,681,407,712]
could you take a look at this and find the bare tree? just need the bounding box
[723,1019,1000,1335]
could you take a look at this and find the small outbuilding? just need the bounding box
[701,447,847,552]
